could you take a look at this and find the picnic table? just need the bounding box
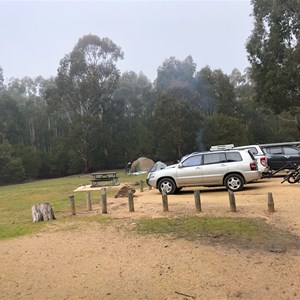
[90,172,119,187]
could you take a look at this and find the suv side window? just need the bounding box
[266,147,282,154]
[225,152,242,162]
[181,155,202,167]
[283,147,300,155]
[203,153,226,165]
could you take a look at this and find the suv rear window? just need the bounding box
[237,147,258,155]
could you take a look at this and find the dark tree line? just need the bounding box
[1,1,300,184]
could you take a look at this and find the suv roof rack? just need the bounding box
[210,144,235,151]
[259,141,300,147]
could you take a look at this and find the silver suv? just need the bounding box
[146,150,261,194]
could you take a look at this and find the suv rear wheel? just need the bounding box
[158,178,176,194]
[224,174,244,191]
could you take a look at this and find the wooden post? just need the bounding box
[69,195,76,216]
[228,190,237,212]
[268,192,275,212]
[194,190,202,212]
[86,191,92,211]
[128,191,135,212]
[162,189,169,212]
[140,180,144,192]
[101,188,108,214]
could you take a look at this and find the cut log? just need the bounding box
[32,203,55,222]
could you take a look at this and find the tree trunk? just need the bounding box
[32,203,55,222]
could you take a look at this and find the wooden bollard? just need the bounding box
[162,189,169,212]
[69,195,76,215]
[101,188,108,214]
[228,190,237,212]
[86,191,92,211]
[128,191,135,212]
[140,180,144,192]
[194,190,202,212]
[268,192,275,212]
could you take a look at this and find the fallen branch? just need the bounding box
[175,291,196,299]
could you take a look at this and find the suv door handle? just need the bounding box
[284,156,290,158]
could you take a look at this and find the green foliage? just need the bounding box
[0,93,25,144]
[247,0,300,116]
[15,145,42,179]
[2,19,300,181]
[203,113,248,147]
[195,67,236,117]
[156,56,196,92]
[154,93,201,160]
[0,140,25,184]
[46,34,124,172]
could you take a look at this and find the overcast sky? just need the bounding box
[0,0,253,82]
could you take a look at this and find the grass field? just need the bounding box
[2,171,300,251]
[0,171,147,240]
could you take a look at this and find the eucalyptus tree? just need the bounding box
[247,0,300,132]
[194,66,236,117]
[153,56,202,159]
[0,140,25,184]
[6,76,52,150]
[155,55,196,93]
[112,71,155,164]
[203,113,248,147]
[46,34,124,172]
[0,66,4,93]
[154,91,201,161]
[0,93,24,145]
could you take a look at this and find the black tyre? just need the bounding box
[224,174,244,191]
[158,178,176,194]
[175,187,182,194]
[288,175,298,184]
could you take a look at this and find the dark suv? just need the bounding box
[261,144,300,171]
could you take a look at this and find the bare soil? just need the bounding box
[1,177,300,299]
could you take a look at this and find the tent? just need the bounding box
[130,157,155,173]
[149,161,167,172]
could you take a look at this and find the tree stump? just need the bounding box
[32,203,55,222]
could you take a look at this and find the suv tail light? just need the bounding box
[250,162,257,171]
[260,156,267,167]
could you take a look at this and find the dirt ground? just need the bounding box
[1,176,300,300]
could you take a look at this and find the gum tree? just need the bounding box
[46,34,124,172]
[247,0,300,132]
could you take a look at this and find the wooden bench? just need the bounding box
[91,172,119,187]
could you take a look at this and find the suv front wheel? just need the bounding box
[224,174,244,191]
[158,178,176,194]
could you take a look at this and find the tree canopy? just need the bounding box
[247,0,300,120]
[1,20,300,184]
[46,34,124,172]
